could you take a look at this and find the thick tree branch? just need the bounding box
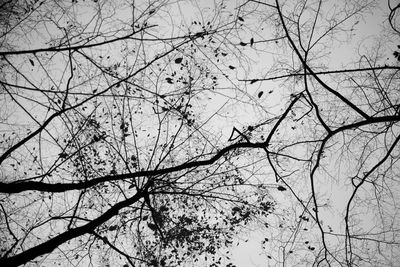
[0,189,147,267]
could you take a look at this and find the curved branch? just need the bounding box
[0,142,268,193]
[0,94,305,193]
[275,0,370,120]
[344,133,400,264]
[0,30,209,166]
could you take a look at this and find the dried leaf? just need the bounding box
[277,185,286,191]
[147,223,157,230]
[109,225,117,231]
[250,79,259,84]
[58,152,68,159]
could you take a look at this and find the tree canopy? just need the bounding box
[1,0,400,266]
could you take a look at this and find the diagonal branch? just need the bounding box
[275,0,370,120]
[0,189,147,267]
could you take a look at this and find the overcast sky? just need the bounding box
[1,0,400,266]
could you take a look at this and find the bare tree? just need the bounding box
[1,0,400,266]
[238,0,400,266]
[0,1,277,266]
